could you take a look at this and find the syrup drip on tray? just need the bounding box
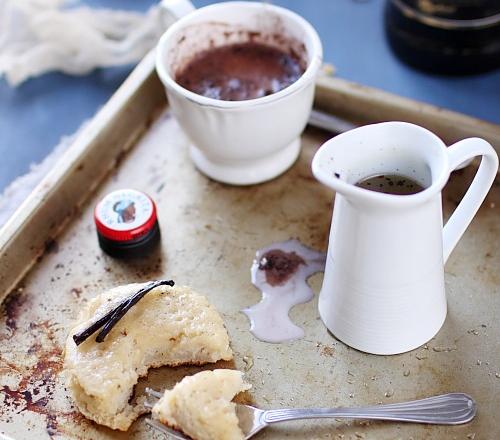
[242,239,326,343]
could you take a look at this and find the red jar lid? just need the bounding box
[94,189,158,242]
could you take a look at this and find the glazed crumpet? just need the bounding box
[64,283,233,431]
[152,369,251,440]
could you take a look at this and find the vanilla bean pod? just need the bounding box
[72,280,175,346]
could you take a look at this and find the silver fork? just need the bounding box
[144,389,475,440]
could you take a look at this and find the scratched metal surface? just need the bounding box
[0,111,498,440]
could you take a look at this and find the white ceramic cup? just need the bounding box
[156,1,322,185]
[312,122,499,355]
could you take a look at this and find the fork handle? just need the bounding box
[262,393,475,425]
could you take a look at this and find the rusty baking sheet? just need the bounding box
[0,113,498,440]
[0,53,499,439]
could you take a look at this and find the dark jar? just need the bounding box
[385,0,500,75]
[94,189,161,258]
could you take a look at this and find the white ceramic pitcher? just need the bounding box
[312,122,498,355]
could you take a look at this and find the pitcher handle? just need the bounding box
[160,0,195,23]
[443,138,498,263]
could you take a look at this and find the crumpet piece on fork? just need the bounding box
[152,369,251,440]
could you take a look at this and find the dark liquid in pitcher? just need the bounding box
[175,42,304,101]
[355,174,425,195]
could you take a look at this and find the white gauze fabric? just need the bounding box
[0,0,168,86]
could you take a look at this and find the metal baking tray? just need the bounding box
[0,51,498,440]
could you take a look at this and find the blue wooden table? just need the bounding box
[1,0,499,192]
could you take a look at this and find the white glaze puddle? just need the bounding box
[242,239,326,343]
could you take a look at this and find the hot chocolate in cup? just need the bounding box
[156,1,323,185]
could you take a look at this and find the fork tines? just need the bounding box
[145,387,164,400]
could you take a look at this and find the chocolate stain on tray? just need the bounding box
[44,239,60,254]
[258,249,306,286]
[0,318,86,437]
[1,289,28,335]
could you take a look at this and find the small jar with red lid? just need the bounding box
[94,189,161,258]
